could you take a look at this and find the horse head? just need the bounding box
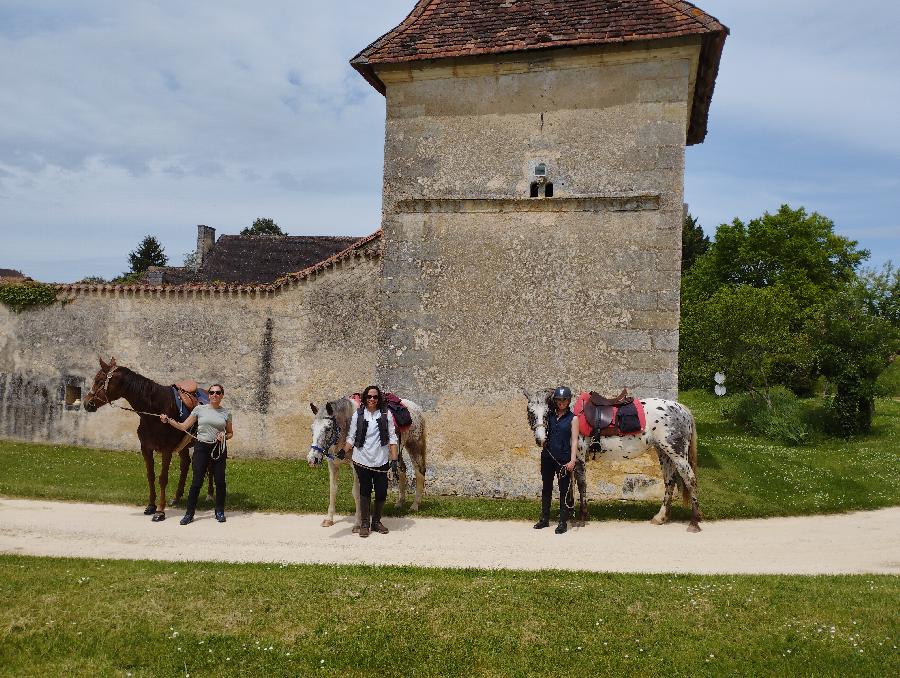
[307,400,343,467]
[83,356,121,412]
[523,387,553,446]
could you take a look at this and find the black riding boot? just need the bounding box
[555,506,569,534]
[371,499,389,534]
[359,496,371,538]
[534,494,551,529]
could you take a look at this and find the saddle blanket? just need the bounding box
[573,392,646,437]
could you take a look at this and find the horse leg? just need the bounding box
[395,452,408,510]
[405,438,425,512]
[650,455,677,525]
[142,447,157,516]
[573,459,588,526]
[154,450,171,521]
[322,459,339,527]
[170,437,192,506]
[668,454,702,532]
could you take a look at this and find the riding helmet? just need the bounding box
[553,386,572,400]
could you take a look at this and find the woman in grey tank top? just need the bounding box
[161,383,233,524]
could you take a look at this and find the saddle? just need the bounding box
[172,380,209,422]
[583,389,634,433]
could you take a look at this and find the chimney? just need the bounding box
[196,225,216,267]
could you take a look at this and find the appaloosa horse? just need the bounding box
[524,389,702,532]
[307,396,426,529]
[83,357,205,521]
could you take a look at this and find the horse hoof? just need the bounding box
[687,523,701,533]
[321,519,334,528]
[152,512,166,522]
[409,503,420,512]
[168,498,179,507]
[143,505,156,515]
[352,524,360,534]
[649,516,667,525]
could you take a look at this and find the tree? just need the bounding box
[241,217,285,236]
[681,212,709,273]
[127,236,168,274]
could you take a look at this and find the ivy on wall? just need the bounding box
[0,281,59,312]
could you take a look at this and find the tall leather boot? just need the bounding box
[371,499,389,534]
[359,496,371,538]
[533,494,551,529]
[555,505,569,534]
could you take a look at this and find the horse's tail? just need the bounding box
[682,413,698,508]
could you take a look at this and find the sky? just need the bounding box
[1,0,898,283]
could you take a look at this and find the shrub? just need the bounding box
[720,386,810,446]
[0,281,58,312]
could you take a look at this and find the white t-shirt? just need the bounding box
[346,408,398,468]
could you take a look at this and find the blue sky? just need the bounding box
[1,0,897,282]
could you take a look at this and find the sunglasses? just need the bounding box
[209,390,223,396]
[365,394,379,400]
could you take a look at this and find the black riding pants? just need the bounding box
[540,452,571,511]
[186,440,226,515]
[354,462,388,502]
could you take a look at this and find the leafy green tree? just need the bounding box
[127,236,168,274]
[688,205,868,306]
[855,261,900,326]
[681,212,709,273]
[241,217,285,236]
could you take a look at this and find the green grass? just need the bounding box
[1,393,898,521]
[1,555,896,677]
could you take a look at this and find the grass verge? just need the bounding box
[1,555,897,677]
[1,393,898,521]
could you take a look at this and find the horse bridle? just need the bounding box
[310,416,341,461]
[85,365,118,407]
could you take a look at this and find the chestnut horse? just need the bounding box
[83,357,208,521]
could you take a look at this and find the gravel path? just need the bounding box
[1,497,898,575]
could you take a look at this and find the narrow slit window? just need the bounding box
[530,182,540,198]
[545,182,554,197]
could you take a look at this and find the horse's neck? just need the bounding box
[118,370,170,414]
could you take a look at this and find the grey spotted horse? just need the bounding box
[307,396,427,529]
[523,389,702,532]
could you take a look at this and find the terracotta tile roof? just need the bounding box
[352,0,728,144]
[56,231,383,297]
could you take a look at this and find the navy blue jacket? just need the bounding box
[545,409,575,464]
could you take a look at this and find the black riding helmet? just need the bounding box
[553,386,572,400]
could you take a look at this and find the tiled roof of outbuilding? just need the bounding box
[195,234,360,285]
[352,0,728,144]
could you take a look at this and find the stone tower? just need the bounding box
[351,0,727,489]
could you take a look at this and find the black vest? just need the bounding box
[353,407,389,448]
[545,409,574,463]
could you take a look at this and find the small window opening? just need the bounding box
[545,182,554,197]
[65,384,82,408]
[530,182,540,198]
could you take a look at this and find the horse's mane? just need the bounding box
[116,366,169,412]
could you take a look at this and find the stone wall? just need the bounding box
[0,245,382,458]
[373,41,700,499]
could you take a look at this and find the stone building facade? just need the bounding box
[0,0,727,500]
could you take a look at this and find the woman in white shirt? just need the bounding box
[342,385,399,538]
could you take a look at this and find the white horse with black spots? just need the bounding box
[524,389,702,531]
[307,396,427,529]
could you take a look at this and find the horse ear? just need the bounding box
[110,357,117,366]
[99,356,108,370]
[521,387,530,399]
[310,403,319,415]
[325,401,334,416]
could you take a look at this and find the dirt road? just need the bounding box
[1,497,897,575]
